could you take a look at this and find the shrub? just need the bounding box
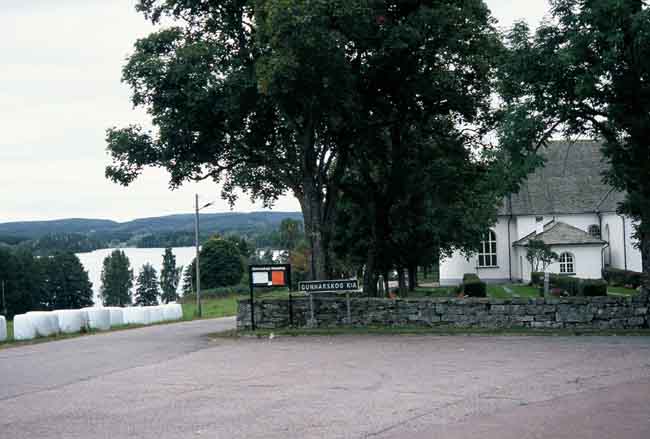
[579,279,608,297]
[551,275,580,296]
[603,267,644,288]
[462,273,486,297]
[531,272,544,286]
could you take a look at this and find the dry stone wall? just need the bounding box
[237,292,650,330]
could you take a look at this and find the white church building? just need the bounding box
[440,140,642,285]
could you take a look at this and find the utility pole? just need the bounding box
[1,280,6,317]
[195,194,202,318]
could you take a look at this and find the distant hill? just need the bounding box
[0,212,303,240]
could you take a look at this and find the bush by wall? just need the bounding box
[531,272,606,297]
[603,267,644,288]
[462,273,486,297]
[579,279,608,297]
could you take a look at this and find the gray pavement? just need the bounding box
[1,319,649,438]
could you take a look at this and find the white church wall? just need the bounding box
[601,214,642,272]
[439,218,512,285]
[545,245,604,280]
[518,245,603,282]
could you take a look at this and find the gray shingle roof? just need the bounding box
[514,221,606,247]
[499,140,625,215]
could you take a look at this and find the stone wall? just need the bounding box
[237,292,650,330]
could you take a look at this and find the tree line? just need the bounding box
[0,247,94,319]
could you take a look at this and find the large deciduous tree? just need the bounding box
[329,1,506,295]
[106,0,363,279]
[501,0,650,287]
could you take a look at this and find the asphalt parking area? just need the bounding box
[1,319,649,438]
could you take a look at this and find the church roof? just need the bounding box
[499,140,625,215]
[513,221,606,247]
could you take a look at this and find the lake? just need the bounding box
[76,247,197,306]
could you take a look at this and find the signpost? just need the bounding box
[248,264,291,330]
[299,279,361,326]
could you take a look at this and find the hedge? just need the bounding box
[531,272,607,297]
[462,273,486,297]
[603,267,644,288]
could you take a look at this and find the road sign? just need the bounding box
[298,279,359,293]
[249,264,291,288]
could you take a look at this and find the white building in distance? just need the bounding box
[440,140,641,285]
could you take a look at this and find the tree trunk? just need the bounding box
[364,249,378,297]
[384,270,390,297]
[641,224,650,292]
[408,264,417,292]
[398,268,407,297]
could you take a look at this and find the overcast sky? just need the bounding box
[0,1,550,223]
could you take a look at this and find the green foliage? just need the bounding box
[532,272,607,297]
[580,280,608,297]
[278,219,304,251]
[185,237,244,290]
[0,248,93,318]
[160,247,182,303]
[462,274,487,298]
[41,252,94,309]
[603,267,644,288]
[135,263,160,306]
[500,0,650,281]
[181,264,194,296]
[200,237,244,288]
[526,240,559,273]
[100,250,134,306]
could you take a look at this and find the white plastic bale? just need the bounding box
[26,311,60,337]
[141,307,152,325]
[54,310,85,334]
[106,307,124,327]
[82,307,111,331]
[147,306,164,324]
[13,314,36,340]
[170,304,183,321]
[131,307,147,325]
[0,315,6,342]
[162,304,178,322]
[122,307,134,324]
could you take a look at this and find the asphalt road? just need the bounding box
[1,319,649,438]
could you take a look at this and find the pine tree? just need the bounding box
[181,263,194,297]
[160,247,182,303]
[44,252,94,309]
[100,250,133,306]
[135,263,159,306]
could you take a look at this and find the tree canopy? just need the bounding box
[100,250,134,306]
[135,263,160,306]
[500,0,650,284]
[106,0,514,282]
[160,247,182,303]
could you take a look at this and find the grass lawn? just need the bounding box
[607,286,639,297]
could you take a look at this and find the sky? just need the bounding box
[0,1,550,223]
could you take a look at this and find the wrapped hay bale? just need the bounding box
[0,315,6,342]
[174,304,183,320]
[166,304,183,321]
[129,307,147,325]
[148,306,164,324]
[54,309,85,334]
[26,311,60,337]
[106,307,124,327]
[162,304,178,322]
[13,314,36,340]
[82,307,111,331]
